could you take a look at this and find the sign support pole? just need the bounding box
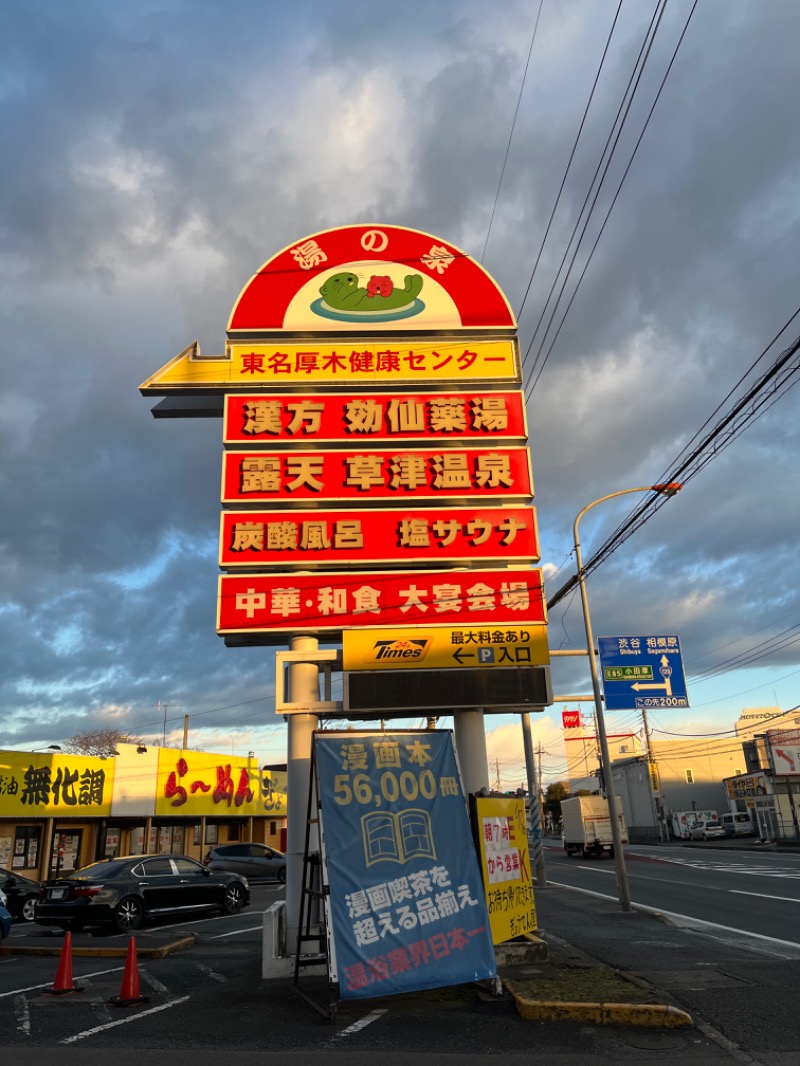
[453,710,490,794]
[285,635,320,947]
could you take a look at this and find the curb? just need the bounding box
[504,979,693,1027]
[0,934,198,959]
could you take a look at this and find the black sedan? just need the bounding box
[1,869,41,923]
[34,854,250,933]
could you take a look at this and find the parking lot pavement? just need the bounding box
[1,924,196,958]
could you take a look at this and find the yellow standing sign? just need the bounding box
[474,795,537,943]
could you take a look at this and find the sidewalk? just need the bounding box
[523,882,800,1064]
[653,838,800,854]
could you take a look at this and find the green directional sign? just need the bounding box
[603,665,653,681]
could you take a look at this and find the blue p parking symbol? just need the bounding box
[478,647,495,664]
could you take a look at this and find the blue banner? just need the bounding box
[315,731,496,999]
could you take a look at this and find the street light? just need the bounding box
[32,745,61,752]
[573,482,682,913]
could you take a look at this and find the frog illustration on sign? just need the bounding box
[312,270,425,322]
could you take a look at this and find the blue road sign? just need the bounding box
[597,635,688,711]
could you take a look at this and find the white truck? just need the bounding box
[561,795,628,859]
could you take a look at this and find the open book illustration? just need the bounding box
[362,808,436,867]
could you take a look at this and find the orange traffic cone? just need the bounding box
[42,931,83,996]
[109,937,150,1007]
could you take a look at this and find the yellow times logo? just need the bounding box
[369,638,431,664]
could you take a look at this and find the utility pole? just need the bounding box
[182,714,189,749]
[494,758,501,792]
[521,713,547,888]
[536,741,548,838]
[641,708,667,842]
[159,701,169,746]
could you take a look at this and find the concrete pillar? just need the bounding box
[284,635,320,949]
[453,710,490,795]
[40,818,54,881]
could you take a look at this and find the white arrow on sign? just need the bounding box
[631,655,673,696]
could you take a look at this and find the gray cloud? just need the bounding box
[1,0,799,753]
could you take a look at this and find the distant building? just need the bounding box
[735,706,800,739]
[565,727,643,793]
[611,737,753,841]
[724,724,800,841]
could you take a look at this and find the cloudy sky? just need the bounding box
[2,0,799,786]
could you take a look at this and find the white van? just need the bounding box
[720,812,753,837]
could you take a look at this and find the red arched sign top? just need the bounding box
[227,224,516,334]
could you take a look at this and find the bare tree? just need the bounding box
[61,729,148,757]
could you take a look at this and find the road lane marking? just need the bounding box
[548,880,800,956]
[567,866,615,874]
[730,890,800,903]
[564,866,731,892]
[61,996,191,1043]
[644,857,800,878]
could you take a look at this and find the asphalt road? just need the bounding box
[3,855,799,1062]
[544,840,800,949]
[0,881,735,1063]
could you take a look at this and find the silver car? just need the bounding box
[203,843,286,883]
[690,820,725,841]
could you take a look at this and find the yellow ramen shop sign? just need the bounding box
[0,750,114,818]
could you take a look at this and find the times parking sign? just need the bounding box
[597,635,688,711]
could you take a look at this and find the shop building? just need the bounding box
[0,742,287,881]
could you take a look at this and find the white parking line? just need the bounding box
[61,996,191,1043]
[14,994,30,1036]
[0,966,123,999]
[209,924,262,939]
[325,1009,387,1042]
[139,969,169,993]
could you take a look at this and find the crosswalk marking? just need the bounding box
[655,856,800,879]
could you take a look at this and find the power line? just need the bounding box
[547,323,800,610]
[481,0,544,263]
[526,0,699,396]
[514,0,626,324]
[520,0,668,384]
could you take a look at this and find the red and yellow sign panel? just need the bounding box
[218,567,546,640]
[227,224,516,333]
[219,506,539,570]
[229,340,519,385]
[155,751,287,818]
[223,391,528,446]
[475,796,537,942]
[0,751,114,818]
[221,447,533,505]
